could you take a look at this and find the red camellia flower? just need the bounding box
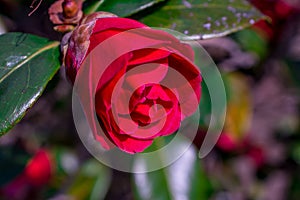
[24,149,53,186]
[65,12,201,153]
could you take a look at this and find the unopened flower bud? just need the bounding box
[62,0,79,18]
[48,0,83,33]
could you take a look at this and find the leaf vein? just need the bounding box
[0,41,59,84]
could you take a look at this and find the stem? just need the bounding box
[28,0,43,16]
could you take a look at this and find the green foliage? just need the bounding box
[83,0,166,16]
[133,137,213,200]
[233,28,268,59]
[68,159,112,200]
[84,0,266,40]
[0,33,60,135]
[139,0,266,40]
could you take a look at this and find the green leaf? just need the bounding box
[140,0,266,40]
[232,28,268,59]
[83,0,166,16]
[68,159,112,200]
[198,80,211,127]
[0,33,60,135]
[133,137,213,200]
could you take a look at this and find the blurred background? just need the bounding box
[0,0,300,199]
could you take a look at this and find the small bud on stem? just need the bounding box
[62,0,79,18]
[48,0,83,33]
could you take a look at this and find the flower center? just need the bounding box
[129,84,174,127]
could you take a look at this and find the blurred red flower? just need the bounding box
[1,149,53,200]
[249,0,297,40]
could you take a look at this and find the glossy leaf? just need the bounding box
[133,137,213,200]
[140,0,266,40]
[83,0,166,16]
[0,33,60,135]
